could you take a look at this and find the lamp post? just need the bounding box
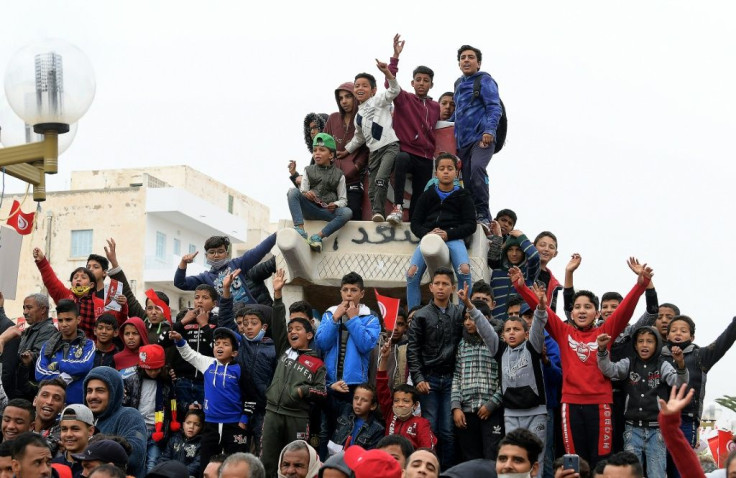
[0,38,95,201]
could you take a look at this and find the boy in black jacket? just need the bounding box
[406,153,476,309]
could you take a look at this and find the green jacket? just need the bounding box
[265,298,326,417]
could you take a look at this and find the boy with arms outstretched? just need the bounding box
[261,270,326,478]
[597,328,688,477]
[514,257,653,467]
[339,59,401,223]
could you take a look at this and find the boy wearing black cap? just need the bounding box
[287,132,353,252]
[169,321,252,471]
[261,270,326,478]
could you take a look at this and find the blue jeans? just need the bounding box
[418,373,454,469]
[406,239,471,309]
[542,410,556,478]
[624,424,666,477]
[287,188,352,238]
[175,377,205,412]
[458,141,494,221]
[145,426,161,472]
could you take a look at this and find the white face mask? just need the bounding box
[207,257,229,269]
[497,473,532,478]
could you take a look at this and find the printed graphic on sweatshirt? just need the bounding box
[568,336,599,362]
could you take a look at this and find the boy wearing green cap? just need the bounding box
[287,133,353,252]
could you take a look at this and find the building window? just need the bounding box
[189,244,196,255]
[71,230,93,257]
[156,232,166,260]
[228,194,234,213]
[173,238,181,255]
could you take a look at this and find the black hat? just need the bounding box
[71,440,128,465]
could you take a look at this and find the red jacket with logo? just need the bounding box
[377,371,436,450]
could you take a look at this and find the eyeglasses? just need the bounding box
[206,249,228,257]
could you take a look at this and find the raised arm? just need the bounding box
[170,331,213,374]
[375,59,401,106]
[271,270,289,357]
[231,234,277,273]
[527,284,548,353]
[658,385,705,478]
[105,238,146,319]
[700,316,736,372]
[602,259,653,338]
[595,334,628,380]
[34,249,71,302]
[218,269,241,332]
[458,283,498,355]
[384,34,404,88]
[661,350,688,387]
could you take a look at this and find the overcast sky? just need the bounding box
[2,1,736,410]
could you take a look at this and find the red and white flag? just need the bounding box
[374,290,401,331]
[6,200,35,235]
[708,429,735,467]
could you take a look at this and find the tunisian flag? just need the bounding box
[6,200,35,235]
[708,429,735,467]
[374,290,401,331]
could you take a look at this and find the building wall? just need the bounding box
[1,165,271,319]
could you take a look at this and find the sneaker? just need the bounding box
[307,234,323,252]
[387,205,403,225]
[372,212,385,223]
[294,226,308,240]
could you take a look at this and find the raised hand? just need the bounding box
[271,269,285,293]
[659,384,695,416]
[376,59,394,79]
[223,268,241,290]
[508,266,524,287]
[637,262,654,285]
[532,282,547,310]
[180,251,198,267]
[457,283,472,307]
[288,160,297,176]
[671,346,685,368]
[596,333,611,349]
[32,247,45,263]
[392,33,405,57]
[508,229,523,238]
[627,256,643,276]
[566,253,582,273]
[104,238,120,269]
[490,220,502,237]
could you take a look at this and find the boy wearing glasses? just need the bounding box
[174,233,276,305]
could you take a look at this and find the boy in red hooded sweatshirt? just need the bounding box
[113,317,150,379]
[513,257,653,468]
[33,247,128,340]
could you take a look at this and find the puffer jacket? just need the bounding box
[331,412,385,449]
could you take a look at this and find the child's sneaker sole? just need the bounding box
[387,213,402,225]
[372,213,385,222]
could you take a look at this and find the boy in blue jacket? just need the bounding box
[169,325,252,472]
[453,44,503,231]
[35,299,95,404]
[217,268,277,454]
[316,272,381,449]
[174,233,276,305]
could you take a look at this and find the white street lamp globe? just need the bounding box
[4,38,95,133]
[0,94,78,153]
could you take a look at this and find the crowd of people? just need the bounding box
[0,35,735,478]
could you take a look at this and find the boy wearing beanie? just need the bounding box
[287,132,353,252]
[122,343,179,473]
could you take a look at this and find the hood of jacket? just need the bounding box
[318,451,354,478]
[278,440,321,478]
[631,325,663,361]
[83,366,124,420]
[303,113,328,153]
[501,235,528,270]
[119,317,150,345]
[334,82,356,117]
